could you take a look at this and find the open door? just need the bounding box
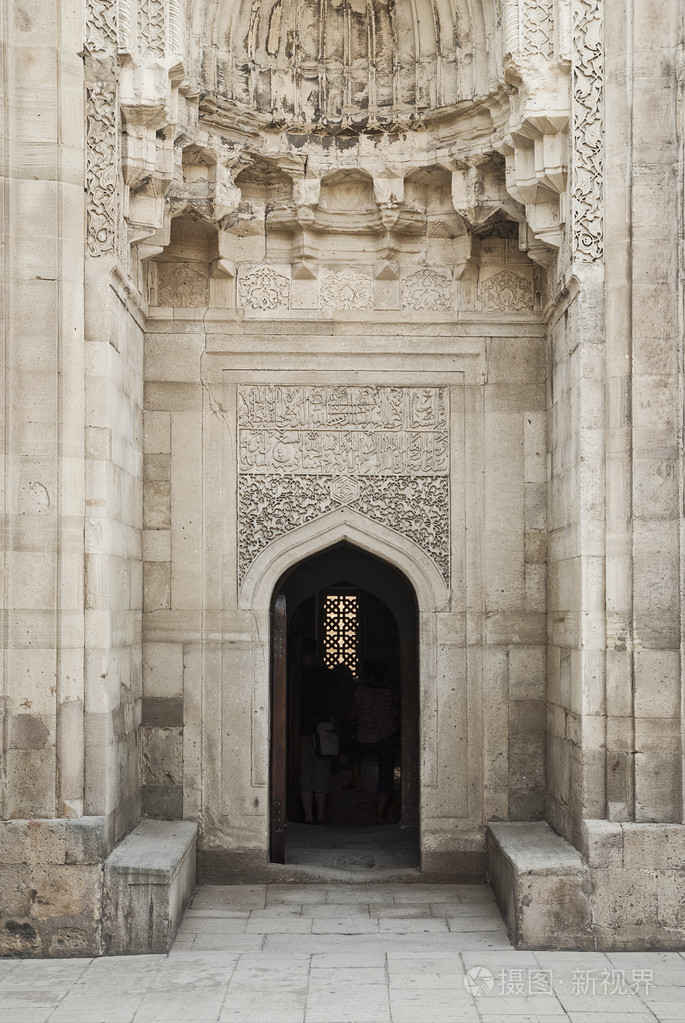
[270,592,287,863]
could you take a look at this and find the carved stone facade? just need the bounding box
[2,0,684,960]
[237,385,450,581]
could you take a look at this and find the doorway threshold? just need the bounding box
[283,821,419,881]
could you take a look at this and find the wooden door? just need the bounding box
[270,593,287,863]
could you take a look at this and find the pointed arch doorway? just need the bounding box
[270,542,420,871]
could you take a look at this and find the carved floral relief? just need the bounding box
[477,270,534,312]
[572,0,604,260]
[401,269,452,312]
[85,0,118,258]
[238,267,290,310]
[320,269,373,310]
[237,385,450,583]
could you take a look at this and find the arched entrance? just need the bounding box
[270,542,419,870]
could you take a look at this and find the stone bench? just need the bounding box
[103,820,197,955]
[487,821,593,949]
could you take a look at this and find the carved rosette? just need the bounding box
[85,0,119,258]
[237,385,450,584]
[477,270,534,312]
[320,270,373,310]
[401,269,452,312]
[238,267,290,310]
[572,0,604,260]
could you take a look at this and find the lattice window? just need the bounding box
[322,591,359,675]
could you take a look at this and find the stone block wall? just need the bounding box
[582,821,685,950]
[0,819,106,958]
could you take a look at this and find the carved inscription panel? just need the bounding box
[237,385,450,583]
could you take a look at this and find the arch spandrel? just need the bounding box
[239,507,450,615]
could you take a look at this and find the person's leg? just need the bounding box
[311,749,331,823]
[301,789,314,823]
[375,733,399,824]
[300,736,316,822]
[376,792,391,824]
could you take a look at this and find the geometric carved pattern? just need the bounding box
[237,385,450,583]
[522,0,553,56]
[477,270,534,312]
[572,0,604,260]
[156,264,209,307]
[320,269,373,310]
[238,266,290,310]
[401,269,452,311]
[139,0,165,57]
[322,591,360,675]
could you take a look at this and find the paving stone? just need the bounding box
[377,916,449,933]
[0,885,681,1023]
[303,903,371,917]
[135,985,228,1021]
[178,916,248,933]
[388,991,480,1023]
[245,917,313,933]
[48,992,145,1022]
[311,917,380,934]
[368,903,432,917]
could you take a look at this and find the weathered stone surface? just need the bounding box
[103,820,197,955]
[1,0,684,958]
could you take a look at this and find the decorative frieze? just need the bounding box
[401,269,452,312]
[572,0,604,260]
[237,385,450,583]
[478,270,534,312]
[320,269,373,310]
[522,0,553,57]
[138,0,165,57]
[85,0,119,258]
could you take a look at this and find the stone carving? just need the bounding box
[238,476,336,579]
[237,385,450,583]
[572,0,604,260]
[477,270,534,312]
[238,473,449,583]
[85,0,117,53]
[240,385,449,431]
[118,0,132,50]
[138,0,165,57]
[401,269,452,312]
[168,0,186,56]
[86,80,118,257]
[522,0,553,57]
[238,267,290,310]
[85,1,118,258]
[320,269,373,310]
[355,476,449,578]
[330,476,360,505]
[156,264,209,307]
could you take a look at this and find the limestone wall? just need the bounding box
[141,308,547,875]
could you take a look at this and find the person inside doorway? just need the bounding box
[298,636,333,825]
[348,660,400,825]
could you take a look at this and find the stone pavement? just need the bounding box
[0,884,683,1023]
